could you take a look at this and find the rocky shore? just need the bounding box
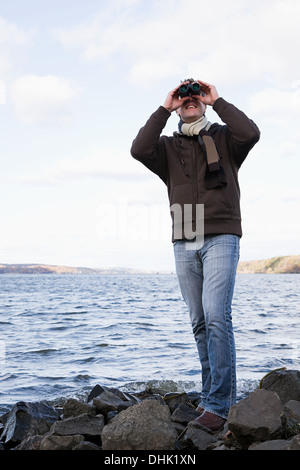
[1,369,300,452]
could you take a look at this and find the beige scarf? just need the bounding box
[181,115,211,136]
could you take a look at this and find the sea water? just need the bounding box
[0,273,299,413]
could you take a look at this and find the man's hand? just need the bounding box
[163,83,189,113]
[197,80,219,106]
[163,80,219,112]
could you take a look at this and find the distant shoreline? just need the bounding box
[0,254,299,275]
[237,254,299,274]
[0,264,157,275]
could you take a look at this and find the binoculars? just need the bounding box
[178,81,201,98]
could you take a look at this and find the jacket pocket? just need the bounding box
[198,187,235,219]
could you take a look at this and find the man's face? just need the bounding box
[177,97,206,123]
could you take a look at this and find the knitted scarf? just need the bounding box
[180,115,209,136]
[178,117,227,189]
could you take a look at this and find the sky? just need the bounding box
[0,0,299,271]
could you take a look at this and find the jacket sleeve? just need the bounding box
[213,98,260,167]
[130,106,170,183]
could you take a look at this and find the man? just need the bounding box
[131,79,260,432]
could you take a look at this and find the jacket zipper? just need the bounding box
[191,139,197,233]
[176,136,191,178]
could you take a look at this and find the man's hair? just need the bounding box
[181,78,196,83]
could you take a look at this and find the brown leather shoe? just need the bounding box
[196,405,205,414]
[192,410,226,433]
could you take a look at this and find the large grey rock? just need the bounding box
[88,385,139,407]
[101,399,177,450]
[171,403,199,426]
[39,433,84,450]
[164,392,189,412]
[286,435,300,450]
[63,398,96,419]
[284,400,300,422]
[50,413,104,437]
[15,435,43,450]
[0,401,59,445]
[228,389,285,449]
[248,439,291,451]
[93,391,133,415]
[249,434,300,451]
[73,440,101,450]
[260,369,300,404]
[178,424,218,450]
[87,384,106,402]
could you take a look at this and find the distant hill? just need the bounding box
[0,255,299,275]
[237,255,300,274]
[0,264,149,275]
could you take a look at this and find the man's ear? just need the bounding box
[176,108,181,118]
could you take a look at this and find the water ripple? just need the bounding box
[0,273,299,411]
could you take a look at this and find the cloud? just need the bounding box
[0,16,34,76]
[10,74,81,125]
[249,82,300,122]
[52,0,300,89]
[248,81,300,163]
[10,146,150,186]
[53,2,134,60]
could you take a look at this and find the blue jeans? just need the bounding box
[173,234,240,419]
